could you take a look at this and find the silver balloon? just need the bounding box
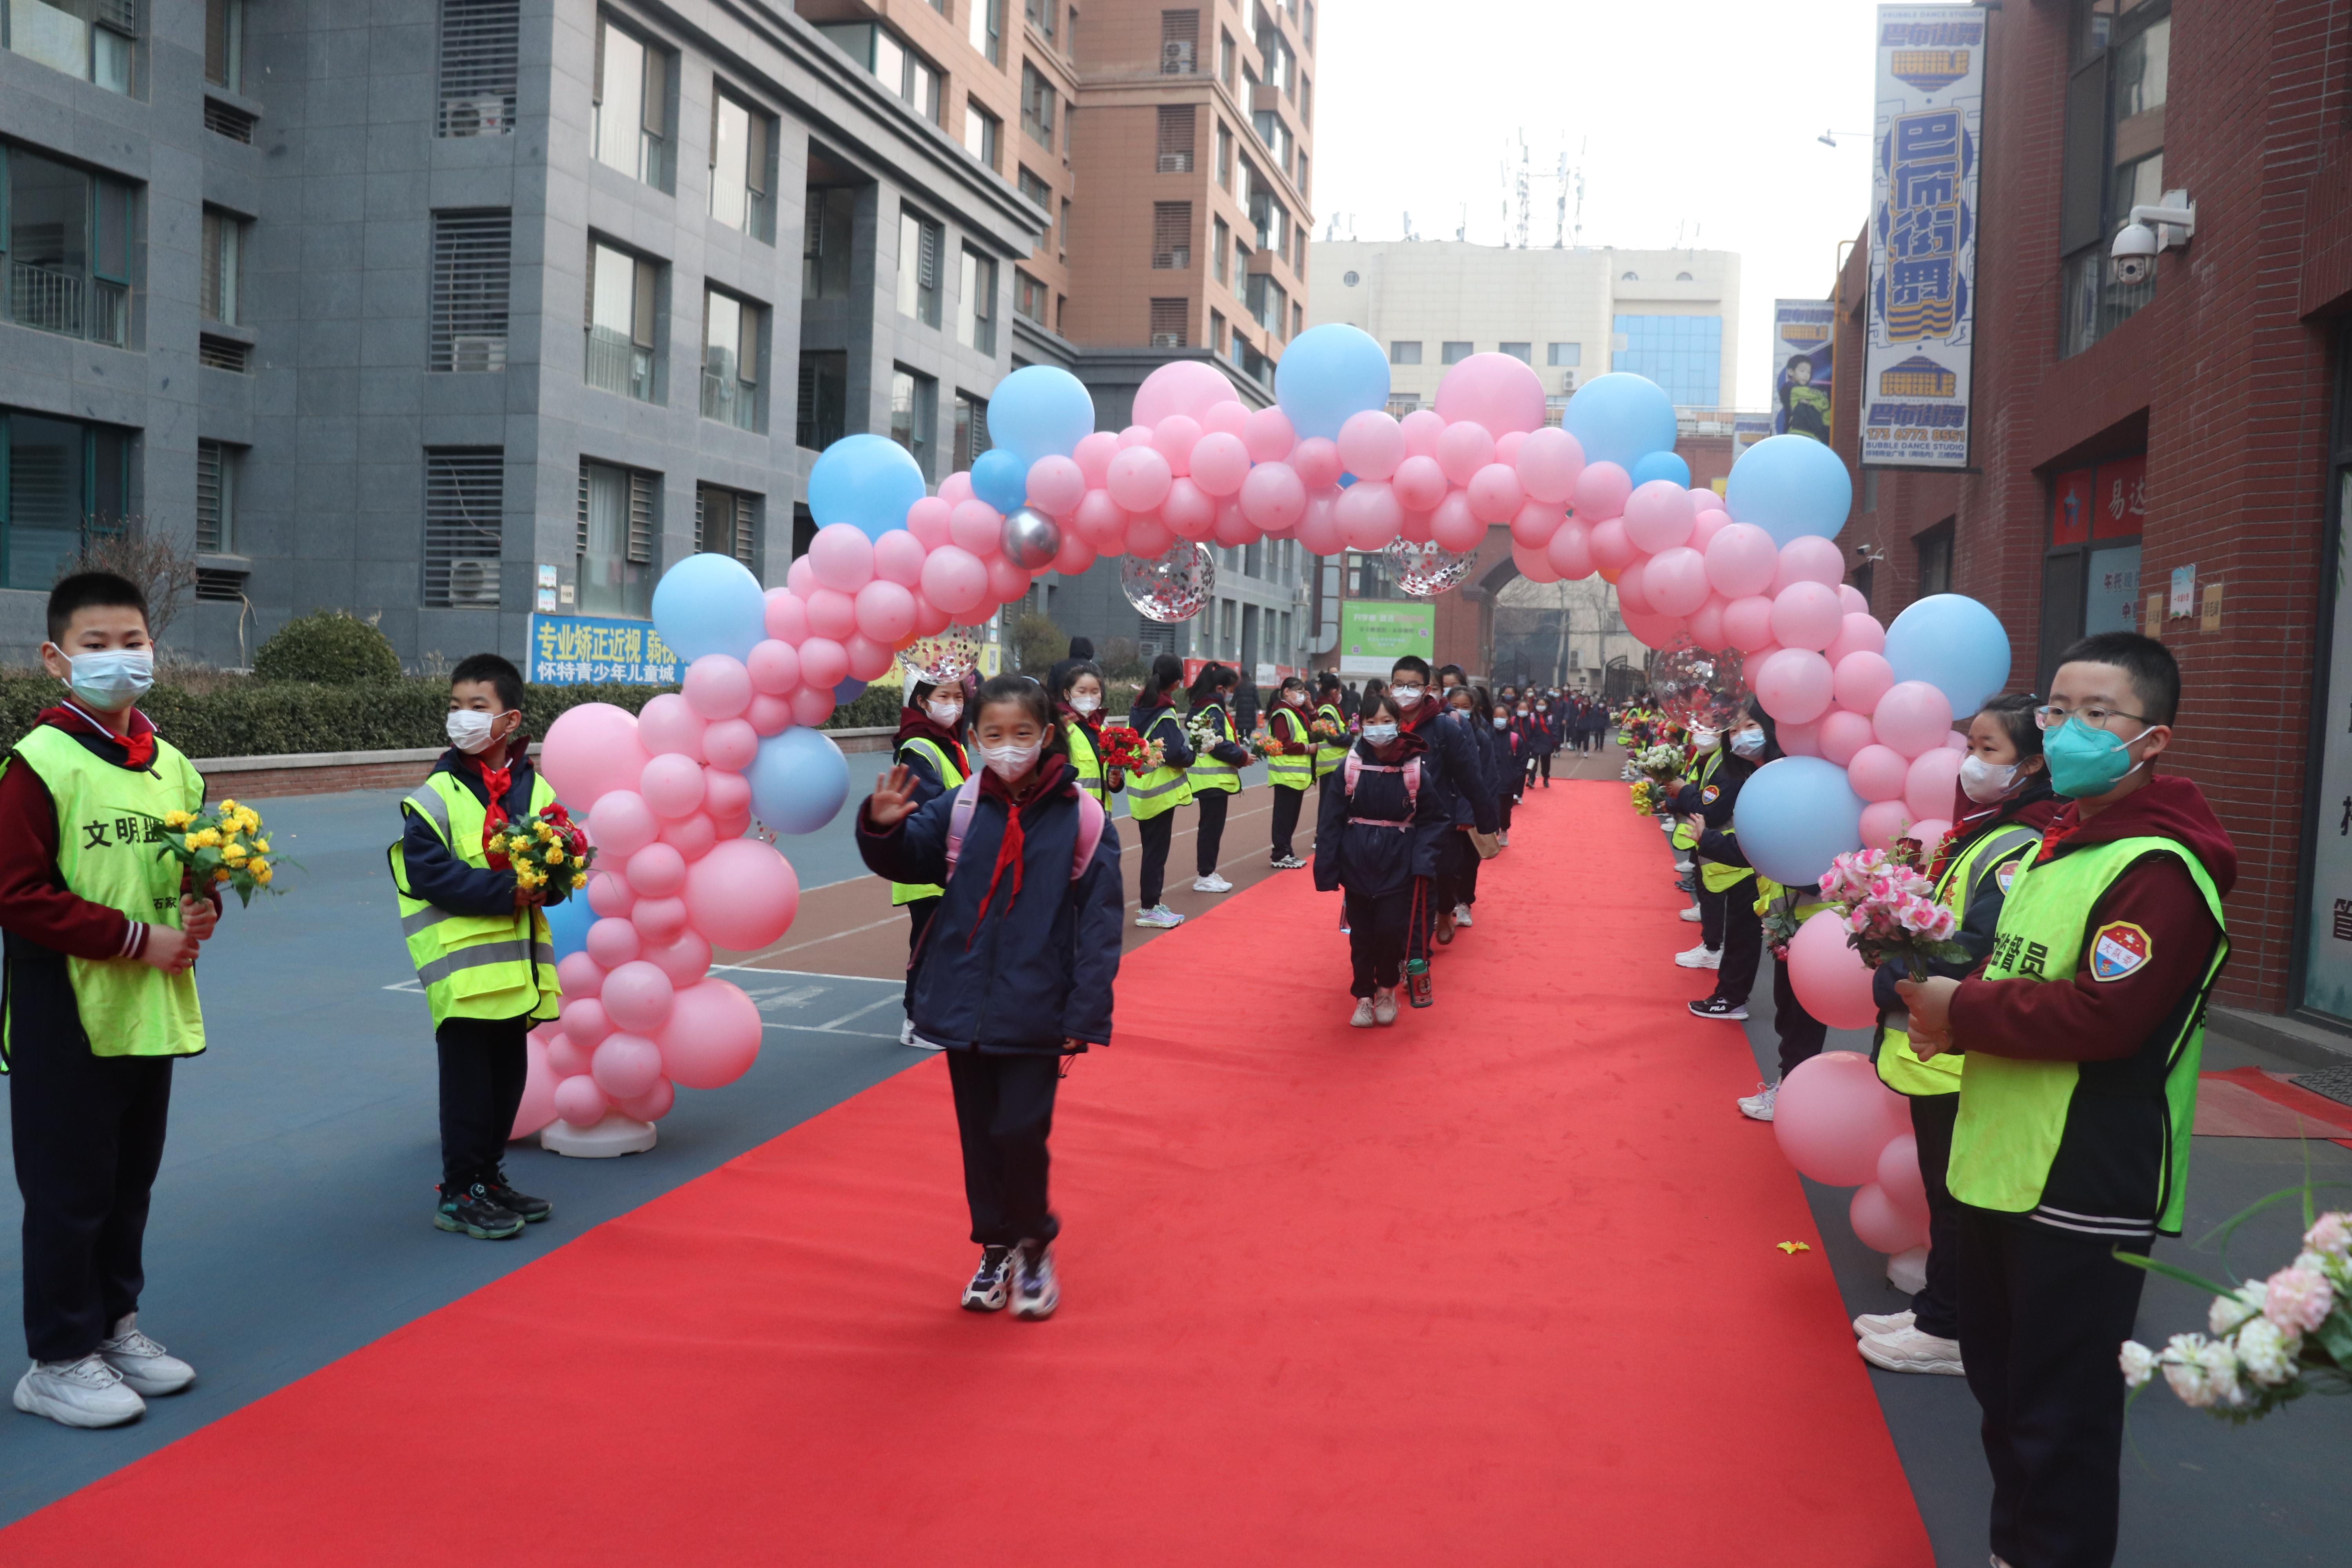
[1001,505,1063,570]
[1385,540,1478,597]
[1120,541,1217,624]
[895,623,987,685]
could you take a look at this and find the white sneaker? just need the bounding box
[1674,944,1722,969]
[1679,905,1702,922]
[898,1018,914,1045]
[1673,858,1695,872]
[1853,1309,1916,1339]
[1194,873,1232,893]
[1453,904,1474,927]
[1498,831,1510,846]
[1348,998,1377,1028]
[1737,1082,1778,1122]
[1858,1324,1965,1376]
[13,1354,145,1428]
[96,1314,194,1396]
[1010,1241,1059,1320]
[1270,855,1307,870]
[1134,904,1185,929]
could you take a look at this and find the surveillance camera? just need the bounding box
[2111,221,2158,285]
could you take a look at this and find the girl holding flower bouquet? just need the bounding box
[1125,656,1196,929]
[1182,664,1253,893]
[1049,660,1118,805]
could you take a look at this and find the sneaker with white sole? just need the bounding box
[1193,873,1232,893]
[1679,905,1702,922]
[901,1021,943,1051]
[1673,858,1695,872]
[1853,1309,1916,1339]
[13,1354,144,1428]
[1010,1240,1059,1320]
[1858,1325,1965,1376]
[1673,944,1722,969]
[1688,996,1749,1021]
[1453,904,1474,927]
[1134,904,1185,929]
[961,1245,1013,1311]
[1348,998,1377,1028]
[95,1314,194,1396]
[1372,989,1398,1025]
[1271,855,1307,870]
[1498,831,1510,847]
[1737,1082,1779,1122]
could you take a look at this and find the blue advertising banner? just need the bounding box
[1864,4,1984,470]
[526,613,682,686]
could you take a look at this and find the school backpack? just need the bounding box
[941,773,1108,884]
[1340,750,1421,828]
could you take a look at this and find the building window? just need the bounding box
[802,183,855,300]
[206,0,245,92]
[1291,301,1301,339]
[1542,395,1568,427]
[1213,217,1230,283]
[897,205,943,326]
[1014,268,1047,323]
[1244,273,1284,337]
[592,14,669,187]
[1,147,134,348]
[953,391,991,472]
[1390,341,1422,365]
[199,208,244,326]
[1915,519,1954,599]
[797,350,848,450]
[964,100,1001,170]
[1245,167,1287,252]
[1609,314,1723,406]
[1024,0,1055,42]
[1209,309,1225,353]
[1060,197,1071,259]
[817,23,940,123]
[701,288,760,431]
[1232,233,1250,283]
[0,412,126,590]
[6,0,135,92]
[1218,28,1234,86]
[1497,341,1531,363]
[1152,201,1192,269]
[2060,1,2171,356]
[1300,73,1311,128]
[1862,468,1881,514]
[194,440,238,555]
[696,483,757,566]
[436,0,517,136]
[1018,166,1052,237]
[709,90,773,240]
[1157,104,1196,172]
[889,367,938,475]
[576,460,655,619]
[957,247,997,355]
[1303,0,1315,49]
[1160,8,1198,74]
[1020,62,1055,145]
[1546,341,1580,366]
[1150,298,1187,348]
[428,210,510,372]
[1296,150,1308,198]
[1216,121,1234,191]
[1440,341,1472,365]
[423,448,505,609]
[584,240,659,401]
[969,0,1002,65]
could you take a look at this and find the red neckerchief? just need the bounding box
[894,706,971,776]
[966,752,1074,946]
[48,703,157,768]
[475,752,515,867]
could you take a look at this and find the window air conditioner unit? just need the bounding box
[444,97,509,137]
[448,559,501,606]
[450,334,506,373]
[1151,332,1183,348]
[1161,42,1195,72]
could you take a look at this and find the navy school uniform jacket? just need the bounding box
[1313,735,1448,898]
[856,759,1123,1053]
[1667,750,1759,867]
[1399,700,1499,835]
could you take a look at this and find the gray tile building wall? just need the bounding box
[0,0,1044,669]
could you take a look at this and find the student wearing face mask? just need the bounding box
[1486,698,1521,848]
[1661,721,1729,962]
[1264,676,1317,869]
[886,680,973,1046]
[1312,675,1350,795]
[390,652,563,1245]
[1125,656,1196,929]
[1679,703,1772,1022]
[0,574,220,1429]
[1050,661,1116,805]
[1313,691,1446,1025]
[1899,635,2232,1568]
[1388,656,1498,955]
[857,675,1124,1323]
[1183,664,1253,894]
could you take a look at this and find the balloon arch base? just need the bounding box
[541,1112,659,1158]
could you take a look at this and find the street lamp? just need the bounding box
[1817,129,1870,148]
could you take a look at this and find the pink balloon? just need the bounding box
[1818,709,1878,768]
[1691,485,1728,515]
[937,470,975,506]
[784,554,815,598]
[1025,454,1086,515]
[1433,421,1495,485]
[1514,425,1586,503]
[586,869,635,917]
[1773,1050,1913,1186]
[1210,500,1257,548]
[1778,717,1825,758]
[918,545,989,617]
[1824,612,1889,666]
[591,1031,665,1100]
[1434,351,1546,435]
[947,501,1002,557]
[796,637,849,692]
[1859,798,1916,851]
[803,587,858,642]
[1772,535,1846,593]
[1336,480,1404,549]
[1943,729,1969,753]
[540,703,653,810]
[1071,489,1128,550]
[626,841,688,900]
[1431,491,1485,552]
[1787,908,1878,1029]
[552,1073,610,1129]
[1546,517,1594,578]
[1336,411,1406,481]
[746,693,794,736]
[904,497,952,551]
[1846,743,1911,802]
[1296,492,1343,556]
[555,952,604,1003]
[1833,650,1895,715]
[1690,508,1728,554]
[631,894,689,944]
[1839,583,1873,617]
[658,808,720,860]
[638,753,706,819]
[1125,512,1175,555]
[1242,407,1296,462]
[1134,359,1241,426]
[1151,415,1203,474]
[1511,541,1561,583]
[1391,454,1448,512]
[1188,432,1252,497]
[1237,461,1307,530]
[1721,594,1776,651]
[1771,581,1844,652]
[808,523,874,593]
[701,719,757,775]
[588,789,660,858]
[1107,446,1175,512]
[1619,608,1689,650]
[513,1036,559,1138]
[613,1076,675,1123]
[1904,746,1965,822]
[846,633,896,682]
[1466,463,1524,525]
[1877,1134,1932,1227]
[657,978,763,1090]
[642,927,713,988]
[788,686,835,728]
[1850,1182,1929,1254]
[871,528,926,588]
[1398,408,1446,457]
[1615,557,1657,616]
[984,553,1031,604]
[854,579,918,644]
[682,655,751,721]
[1494,430,1526,466]
[1510,499,1566,549]
[1703,522,1779,599]
[1588,517,1637,572]
[684,837,801,951]
[1644,546,1711,617]
[1290,436,1343,489]
[1214,403,1258,435]
[639,698,708,769]
[1903,817,1953,852]
[1573,461,1632,520]
[1162,476,1217,539]
[601,959,676,1034]
[746,639,800,697]
[1686,594,1729,649]
[1752,648,1835,724]
[1622,480,1697,554]
[1116,424,1152,447]
[1397,506,1434,545]
[1873,681,1956,759]
[1051,533,1100,575]
[555,998,609,1056]
[1073,430,1120,486]
[762,588,809,645]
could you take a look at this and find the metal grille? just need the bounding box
[1152,202,1192,269]
[437,0,519,136]
[1149,298,1187,348]
[1156,105,1195,173]
[195,568,245,604]
[696,485,757,566]
[96,0,137,31]
[627,470,654,564]
[423,448,504,608]
[203,99,256,143]
[429,211,511,371]
[197,334,249,372]
[195,441,229,552]
[1159,9,1198,73]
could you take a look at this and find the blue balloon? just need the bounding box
[987,365,1095,462]
[1722,434,1853,546]
[1885,594,2013,715]
[543,885,594,961]
[971,448,1029,512]
[747,725,850,836]
[834,677,867,703]
[1275,323,1390,441]
[808,434,929,542]
[1631,451,1692,489]
[1563,373,1677,470]
[1731,757,1865,887]
[650,552,767,664]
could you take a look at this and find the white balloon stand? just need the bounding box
[1887,1244,1930,1296]
[541,1112,657,1158]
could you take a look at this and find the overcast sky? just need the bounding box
[1312,0,1889,408]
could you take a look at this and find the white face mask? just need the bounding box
[62,647,154,711]
[1729,728,1766,758]
[1690,728,1720,750]
[1959,754,2024,803]
[446,708,510,755]
[1391,684,1425,708]
[1492,716,1509,730]
[1069,693,1101,714]
[925,698,964,726]
[980,740,1042,780]
[1361,722,1399,744]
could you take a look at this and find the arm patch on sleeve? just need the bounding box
[2090,921,2151,982]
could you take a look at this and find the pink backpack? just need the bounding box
[1340,750,1421,829]
[942,774,1108,884]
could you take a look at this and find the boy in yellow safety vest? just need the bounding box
[2,573,217,1428]
[1901,633,2233,1568]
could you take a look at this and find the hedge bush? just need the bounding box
[253,610,405,686]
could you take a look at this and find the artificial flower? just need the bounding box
[2233,1316,2301,1387]
[2261,1265,2334,1334]
[2118,1340,2158,1390]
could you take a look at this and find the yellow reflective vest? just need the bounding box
[1128,708,1195,821]
[387,768,562,1030]
[1265,706,1314,791]
[1872,821,2042,1097]
[891,734,967,905]
[1314,702,1348,779]
[1186,704,1242,795]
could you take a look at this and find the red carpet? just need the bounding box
[4,782,1931,1566]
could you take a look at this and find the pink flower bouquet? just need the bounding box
[1815,846,1969,971]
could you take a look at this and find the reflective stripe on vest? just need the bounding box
[387,769,563,1029]
[1873,822,2042,1098]
[1186,707,1241,795]
[891,735,968,906]
[4,726,208,1062]
[1127,711,1195,821]
[1266,708,1313,790]
[1947,835,2229,1236]
[1313,703,1348,778]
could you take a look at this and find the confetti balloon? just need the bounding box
[1384,540,1478,597]
[894,624,987,684]
[1120,541,1217,624]
[1000,505,1063,570]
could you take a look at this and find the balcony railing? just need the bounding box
[701,370,756,430]
[585,325,654,401]
[8,263,127,347]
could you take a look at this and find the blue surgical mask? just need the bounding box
[1361,722,1399,745]
[63,648,154,711]
[1729,728,1766,758]
[2043,715,2152,798]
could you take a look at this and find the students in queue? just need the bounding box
[885,678,971,1047]
[1671,701,1769,1022]
[1125,655,1196,930]
[1264,676,1317,869]
[1183,663,1252,894]
[1313,690,1447,1027]
[1389,656,1497,956]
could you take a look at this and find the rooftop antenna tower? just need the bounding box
[1515,131,1532,250]
[1553,148,1568,247]
[1456,202,1468,242]
[1402,209,1417,242]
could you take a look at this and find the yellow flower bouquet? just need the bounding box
[488,803,595,904]
[148,798,288,907]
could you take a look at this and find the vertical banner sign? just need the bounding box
[1771,301,1837,443]
[1864,4,1985,470]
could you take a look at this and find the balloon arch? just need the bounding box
[516,326,2014,1145]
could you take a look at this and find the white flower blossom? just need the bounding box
[2161,1333,2216,1407]
[2193,1337,2249,1409]
[2209,1281,2266,1337]
[2303,1211,2351,1261]
[2119,1340,2159,1389]
[2233,1316,2301,1388]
